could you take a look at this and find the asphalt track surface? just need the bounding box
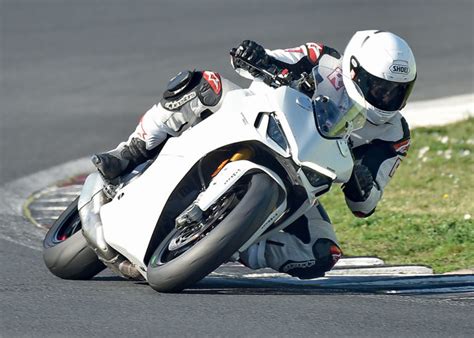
[1,0,474,336]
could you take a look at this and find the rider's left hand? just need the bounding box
[232,40,271,76]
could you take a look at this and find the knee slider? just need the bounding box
[163,70,196,99]
[313,238,342,271]
[280,239,342,279]
[161,70,223,111]
[161,70,201,111]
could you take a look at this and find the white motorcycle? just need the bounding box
[43,56,367,293]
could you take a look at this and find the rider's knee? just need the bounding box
[160,70,223,112]
[280,239,342,279]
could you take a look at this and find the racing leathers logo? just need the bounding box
[393,139,411,156]
[306,42,324,63]
[203,71,222,94]
[390,62,410,75]
[281,260,316,272]
[164,92,197,110]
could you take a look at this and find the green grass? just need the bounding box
[320,118,474,273]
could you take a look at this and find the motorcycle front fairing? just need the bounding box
[99,88,286,269]
[248,80,354,185]
[269,86,354,182]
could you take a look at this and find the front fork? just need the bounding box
[175,149,288,252]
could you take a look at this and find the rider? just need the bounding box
[92,30,416,279]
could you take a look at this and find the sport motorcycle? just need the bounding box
[43,54,367,292]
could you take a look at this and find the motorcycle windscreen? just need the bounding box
[311,65,367,139]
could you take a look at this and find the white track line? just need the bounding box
[334,257,384,267]
[403,93,473,128]
[0,158,92,250]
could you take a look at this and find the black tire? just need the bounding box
[147,173,280,293]
[43,197,105,280]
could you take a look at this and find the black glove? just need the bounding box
[231,40,271,76]
[342,164,374,202]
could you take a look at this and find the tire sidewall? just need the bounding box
[43,197,105,280]
[43,197,80,248]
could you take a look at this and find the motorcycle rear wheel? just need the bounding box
[43,197,105,280]
[147,172,280,293]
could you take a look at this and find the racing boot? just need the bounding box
[91,137,152,183]
[239,236,342,279]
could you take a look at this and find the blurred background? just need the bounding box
[1,0,473,183]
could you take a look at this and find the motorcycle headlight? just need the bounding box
[301,166,333,188]
[267,115,288,150]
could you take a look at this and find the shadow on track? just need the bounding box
[90,273,474,296]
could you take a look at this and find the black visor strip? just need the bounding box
[352,63,415,111]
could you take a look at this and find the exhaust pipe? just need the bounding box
[78,173,143,280]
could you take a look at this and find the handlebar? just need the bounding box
[230,49,315,92]
[230,49,292,88]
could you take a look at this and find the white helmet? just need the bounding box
[342,30,417,124]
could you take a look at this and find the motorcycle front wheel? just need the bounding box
[43,197,105,280]
[147,172,280,293]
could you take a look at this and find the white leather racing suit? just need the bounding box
[121,42,411,279]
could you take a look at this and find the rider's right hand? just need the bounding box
[342,163,375,202]
[232,40,271,76]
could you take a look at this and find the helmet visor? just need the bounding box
[352,63,415,111]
